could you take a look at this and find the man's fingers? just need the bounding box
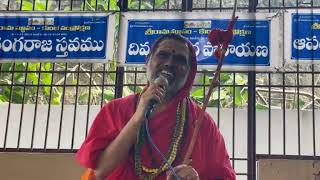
[166,165,199,180]
[185,159,192,166]
[166,164,188,177]
[175,165,194,179]
[141,85,165,104]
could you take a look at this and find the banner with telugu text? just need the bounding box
[118,12,281,71]
[0,12,115,62]
[284,10,320,63]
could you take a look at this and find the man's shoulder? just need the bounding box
[102,94,138,110]
[188,99,208,116]
[110,94,137,104]
[188,98,216,125]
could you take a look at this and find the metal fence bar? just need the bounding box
[297,65,301,156]
[16,63,28,151]
[70,0,74,10]
[0,84,123,87]
[282,72,286,155]
[30,63,42,151]
[312,65,316,157]
[44,63,56,151]
[71,63,80,150]
[85,64,93,138]
[57,63,68,150]
[311,0,317,159]
[4,82,320,88]
[232,72,236,168]
[247,72,256,180]
[3,63,15,151]
[115,67,124,98]
[134,67,138,93]
[217,73,221,128]
[100,64,106,108]
[3,147,77,153]
[248,0,257,179]
[268,72,271,156]
[1,69,320,74]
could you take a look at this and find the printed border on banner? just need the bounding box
[118,11,281,71]
[0,12,115,63]
[284,9,320,64]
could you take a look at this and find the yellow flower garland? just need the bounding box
[134,98,188,179]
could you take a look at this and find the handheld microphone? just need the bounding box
[144,75,169,119]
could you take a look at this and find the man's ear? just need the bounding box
[146,53,152,64]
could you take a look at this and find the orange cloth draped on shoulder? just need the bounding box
[81,169,96,180]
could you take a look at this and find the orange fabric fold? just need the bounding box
[81,169,96,180]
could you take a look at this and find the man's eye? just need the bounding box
[158,53,169,58]
[174,55,188,65]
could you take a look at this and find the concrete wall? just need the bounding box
[258,159,320,180]
[0,152,84,180]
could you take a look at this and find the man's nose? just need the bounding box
[163,55,175,67]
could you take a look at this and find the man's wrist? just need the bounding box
[131,112,145,127]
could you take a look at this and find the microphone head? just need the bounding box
[145,76,169,118]
[154,75,169,90]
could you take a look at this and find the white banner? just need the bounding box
[0,12,115,63]
[118,11,282,71]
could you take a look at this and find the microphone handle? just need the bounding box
[144,99,157,119]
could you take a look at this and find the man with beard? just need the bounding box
[76,34,236,180]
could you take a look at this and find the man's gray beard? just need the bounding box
[146,70,186,96]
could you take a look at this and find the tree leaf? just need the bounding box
[14,73,25,84]
[0,95,9,103]
[211,89,227,100]
[109,0,118,10]
[200,74,211,85]
[10,87,24,103]
[235,74,247,85]
[52,87,62,105]
[191,88,204,98]
[35,1,46,10]
[52,96,61,105]
[298,99,305,108]
[220,73,231,82]
[234,87,242,106]
[256,103,268,109]
[129,1,140,9]
[155,0,166,8]
[15,63,26,71]
[44,63,51,71]
[79,92,89,104]
[21,1,34,10]
[43,87,51,97]
[63,6,71,11]
[27,63,40,85]
[103,89,115,102]
[27,73,39,85]
[1,63,12,71]
[241,90,248,103]
[122,86,133,97]
[141,2,153,9]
